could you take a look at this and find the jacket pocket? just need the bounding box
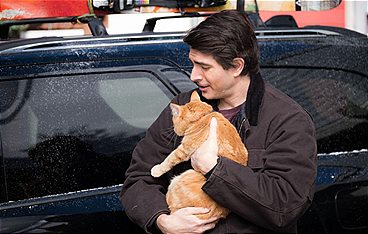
[247,149,265,171]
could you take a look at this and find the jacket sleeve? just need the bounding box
[202,109,318,232]
[120,103,175,233]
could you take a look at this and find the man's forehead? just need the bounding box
[189,49,215,64]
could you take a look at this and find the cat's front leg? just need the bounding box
[151,144,190,178]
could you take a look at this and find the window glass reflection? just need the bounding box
[0,70,172,201]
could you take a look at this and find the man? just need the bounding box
[121,10,317,233]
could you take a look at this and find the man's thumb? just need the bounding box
[209,117,218,140]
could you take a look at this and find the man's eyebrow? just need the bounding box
[191,60,211,67]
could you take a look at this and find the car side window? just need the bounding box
[0,70,173,202]
[262,68,368,153]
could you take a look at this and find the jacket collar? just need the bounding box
[246,72,265,126]
[199,73,265,126]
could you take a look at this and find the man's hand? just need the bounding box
[156,207,219,234]
[191,117,219,175]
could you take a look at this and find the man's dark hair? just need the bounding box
[183,10,260,76]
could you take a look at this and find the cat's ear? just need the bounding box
[190,91,201,102]
[170,103,180,117]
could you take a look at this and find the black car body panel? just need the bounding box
[0,185,138,233]
[0,26,367,233]
[304,150,368,233]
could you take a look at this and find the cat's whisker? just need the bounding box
[161,127,178,146]
[173,134,178,147]
[161,126,175,134]
[167,131,178,146]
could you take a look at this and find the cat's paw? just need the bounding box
[151,165,164,177]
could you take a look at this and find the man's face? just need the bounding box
[189,48,238,100]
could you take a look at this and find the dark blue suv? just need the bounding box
[0,13,367,233]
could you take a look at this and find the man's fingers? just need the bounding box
[208,117,218,141]
[200,216,219,233]
[201,222,217,233]
[204,216,220,224]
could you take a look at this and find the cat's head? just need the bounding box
[170,91,213,136]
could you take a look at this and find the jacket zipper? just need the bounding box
[238,118,246,134]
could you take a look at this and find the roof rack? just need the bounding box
[255,28,340,38]
[0,15,108,40]
[0,26,345,55]
[142,12,213,32]
[141,11,266,33]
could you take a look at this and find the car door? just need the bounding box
[0,59,195,232]
[259,40,368,233]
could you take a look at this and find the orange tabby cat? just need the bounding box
[151,91,248,220]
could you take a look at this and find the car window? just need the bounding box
[0,70,174,202]
[262,68,368,153]
[99,77,171,128]
[159,66,197,92]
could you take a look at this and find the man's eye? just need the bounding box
[202,66,210,70]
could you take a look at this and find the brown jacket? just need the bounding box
[120,74,317,233]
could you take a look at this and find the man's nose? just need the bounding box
[190,66,202,82]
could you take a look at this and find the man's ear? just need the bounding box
[232,58,245,77]
[190,91,201,102]
[170,103,180,116]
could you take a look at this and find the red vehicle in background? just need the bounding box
[0,0,345,27]
[0,0,359,36]
[259,0,345,28]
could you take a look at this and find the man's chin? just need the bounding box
[201,92,216,100]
